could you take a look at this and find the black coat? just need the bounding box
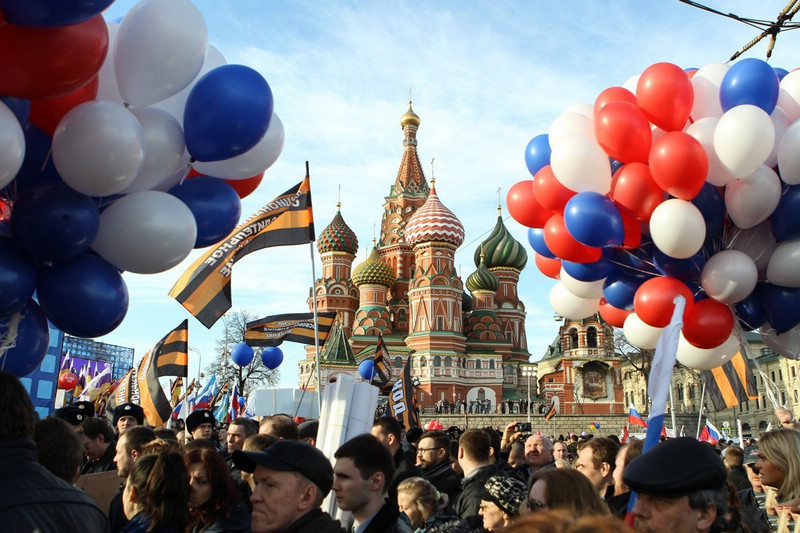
[421,459,462,501]
[728,465,752,492]
[358,500,412,533]
[281,508,345,533]
[390,448,422,500]
[81,440,117,475]
[453,464,499,529]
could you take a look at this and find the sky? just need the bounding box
[95,0,800,388]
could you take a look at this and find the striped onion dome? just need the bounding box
[405,186,464,247]
[466,253,499,293]
[351,246,395,287]
[474,215,528,271]
[317,207,358,255]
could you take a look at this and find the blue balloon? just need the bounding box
[564,192,624,248]
[652,249,705,281]
[527,228,556,259]
[260,346,283,370]
[602,273,646,310]
[0,0,113,26]
[230,342,255,367]
[562,257,617,282]
[720,58,780,113]
[763,283,800,333]
[14,123,62,193]
[524,134,551,177]
[169,178,242,248]
[358,359,375,380]
[0,299,49,377]
[184,65,274,162]
[37,253,129,338]
[607,245,659,279]
[691,182,725,243]
[0,96,30,124]
[771,184,800,241]
[609,158,624,175]
[774,67,789,81]
[11,184,99,261]
[0,237,36,317]
[735,283,766,331]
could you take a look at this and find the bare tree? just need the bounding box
[205,310,279,398]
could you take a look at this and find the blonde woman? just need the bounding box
[397,477,469,532]
[755,428,800,532]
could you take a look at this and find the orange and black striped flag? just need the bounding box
[136,321,190,426]
[170,176,315,328]
[245,312,337,347]
[388,356,420,432]
[702,351,758,411]
[544,399,557,422]
[370,334,392,392]
[107,367,135,413]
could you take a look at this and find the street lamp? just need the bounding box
[521,366,537,424]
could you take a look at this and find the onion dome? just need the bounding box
[405,186,465,247]
[401,101,420,129]
[466,253,499,293]
[462,291,473,313]
[474,214,528,271]
[317,206,359,255]
[352,246,395,287]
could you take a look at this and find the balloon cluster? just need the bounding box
[510,59,800,369]
[0,0,284,376]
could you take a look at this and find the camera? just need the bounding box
[516,422,531,432]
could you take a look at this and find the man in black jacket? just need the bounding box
[453,429,506,529]
[371,417,421,500]
[416,430,462,500]
[77,417,117,474]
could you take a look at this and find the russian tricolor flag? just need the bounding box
[699,420,722,445]
[628,404,648,428]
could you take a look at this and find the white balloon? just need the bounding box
[714,104,775,178]
[0,101,25,189]
[685,117,733,187]
[676,331,739,370]
[115,0,208,106]
[96,22,124,105]
[724,221,778,272]
[766,239,800,287]
[152,45,226,124]
[52,101,145,197]
[623,74,639,94]
[700,249,758,304]
[777,69,800,123]
[724,166,781,229]
[548,112,594,149]
[92,191,197,274]
[649,199,705,259]
[777,119,800,184]
[563,102,593,118]
[760,323,800,359]
[690,62,728,120]
[192,113,284,180]
[623,313,663,350]
[550,135,612,194]
[767,106,790,169]
[559,268,605,299]
[549,282,600,320]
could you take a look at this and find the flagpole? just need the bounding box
[696,380,707,439]
[668,382,677,438]
[308,163,323,416]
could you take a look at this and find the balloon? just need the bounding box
[358,359,375,380]
[594,101,651,164]
[230,342,255,367]
[623,312,663,350]
[184,65,274,162]
[550,136,612,194]
[153,45,227,124]
[636,62,693,131]
[506,180,551,228]
[691,182,725,242]
[652,249,704,281]
[633,276,694,328]
[524,134,552,176]
[543,214,602,263]
[648,132,708,200]
[775,67,790,81]
[560,268,605,299]
[548,112,594,149]
[610,162,663,222]
[0,0,113,26]
[169,177,242,248]
[720,58,780,113]
[772,184,800,241]
[724,167,781,229]
[598,298,632,328]
[649,199,706,259]
[527,228,556,259]
[13,122,62,194]
[766,106,789,169]
[29,76,99,136]
[714,104,775,178]
[0,299,49,377]
[0,101,26,190]
[58,372,79,391]
[762,283,800,333]
[759,323,800,359]
[564,102,593,117]
[10,184,99,262]
[699,249,758,305]
[532,165,576,215]
[0,237,36,317]
[562,256,617,282]
[682,299,734,349]
[777,70,800,122]
[602,272,645,310]
[726,221,778,272]
[766,239,800,287]
[52,101,145,197]
[676,331,739,370]
[534,253,561,279]
[609,245,660,279]
[0,14,108,100]
[549,282,600,320]
[593,86,637,116]
[0,96,30,125]
[619,209,643,250]
[261,346,283,370]
[37,253,128,338]
[114,0,208,106]
[95,21,123,105]
[685,117,733,187]
[690,62,728,120]
[735,283,767,330]
[777,119,800,184]
[224,173,264,199]
[563,192,624,248]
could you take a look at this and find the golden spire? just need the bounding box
[401,100,420,129]
[497,187,502,216]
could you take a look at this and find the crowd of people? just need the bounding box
[2,369,800,533]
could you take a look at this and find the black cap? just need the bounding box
[113,403,145,427]
[624,437,727,498]
[743,444,759,466]
[298,420,319,440]
[233,440,333,496]
[54,406,87,426]
[71,401,96,416]
[186,409,216,433]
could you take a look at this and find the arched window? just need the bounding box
[434,356,441,367]
[586,327,597,348]
[569,328,579,350]
[489,360,495,369]
[478,388,486,401]
[759,420,769,431]
[444,356,452,367]
[476,360,482,370]
[420,357,427,367]
[394,357,403,368]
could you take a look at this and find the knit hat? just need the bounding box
[480,475,527,516]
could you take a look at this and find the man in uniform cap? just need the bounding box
[233,440,344,533]
[53,406,87,427]
[624,437,729,533]
[112,402,144,433]
[186,409,215,441]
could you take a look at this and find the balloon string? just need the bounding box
[0,311,23,371]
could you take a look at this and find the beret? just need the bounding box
[624,437,727,497]
[481,475,528,516]
[233,440,334,497]
[186,409,216,433]
[298,420,319,440]
[112,403,145,427]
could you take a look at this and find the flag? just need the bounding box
[78,364,113,403]
[628,404,648,428]
[699,420,722,445]
[211,382,229,411]
[387,356,420,432]
[194,376,217,411]
[544,400,556,422]
[136,321,191,426]
[370,334,392,391]
[170,377,184,406]
[170,177,315,328]
[702,351,758,411]
[622,425,630,444]
[214,386,230,424]
[244,394,257,419]
[59,351,73,378]
[107,367,136,413]
[245,312,337,347]
[229,382,240,421]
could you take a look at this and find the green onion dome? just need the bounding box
[352,246,395,287]
[474,215,528,271]
[317,208,359,255]
[466,254,500,293]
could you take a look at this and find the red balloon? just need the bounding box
[533,165,575,214]
[649,132,708,200]
[543,214,602,263]
[0,13,108,99]
[535,253,561,279]
[610,162,664,222]
[633,276,694,328]
[683,299,734,349]
[224,173,264,199]
[594,101,652,164]
[58,371,78,391]
[619,208,642,249]
[599,297,632,327]
[594,86,637,117]
[507,180,551,228]
[29,76,99,136]
[636,62,693,132]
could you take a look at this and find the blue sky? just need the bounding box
[97,1,800,387]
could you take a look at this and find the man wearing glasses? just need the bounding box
[416,430,461,499]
